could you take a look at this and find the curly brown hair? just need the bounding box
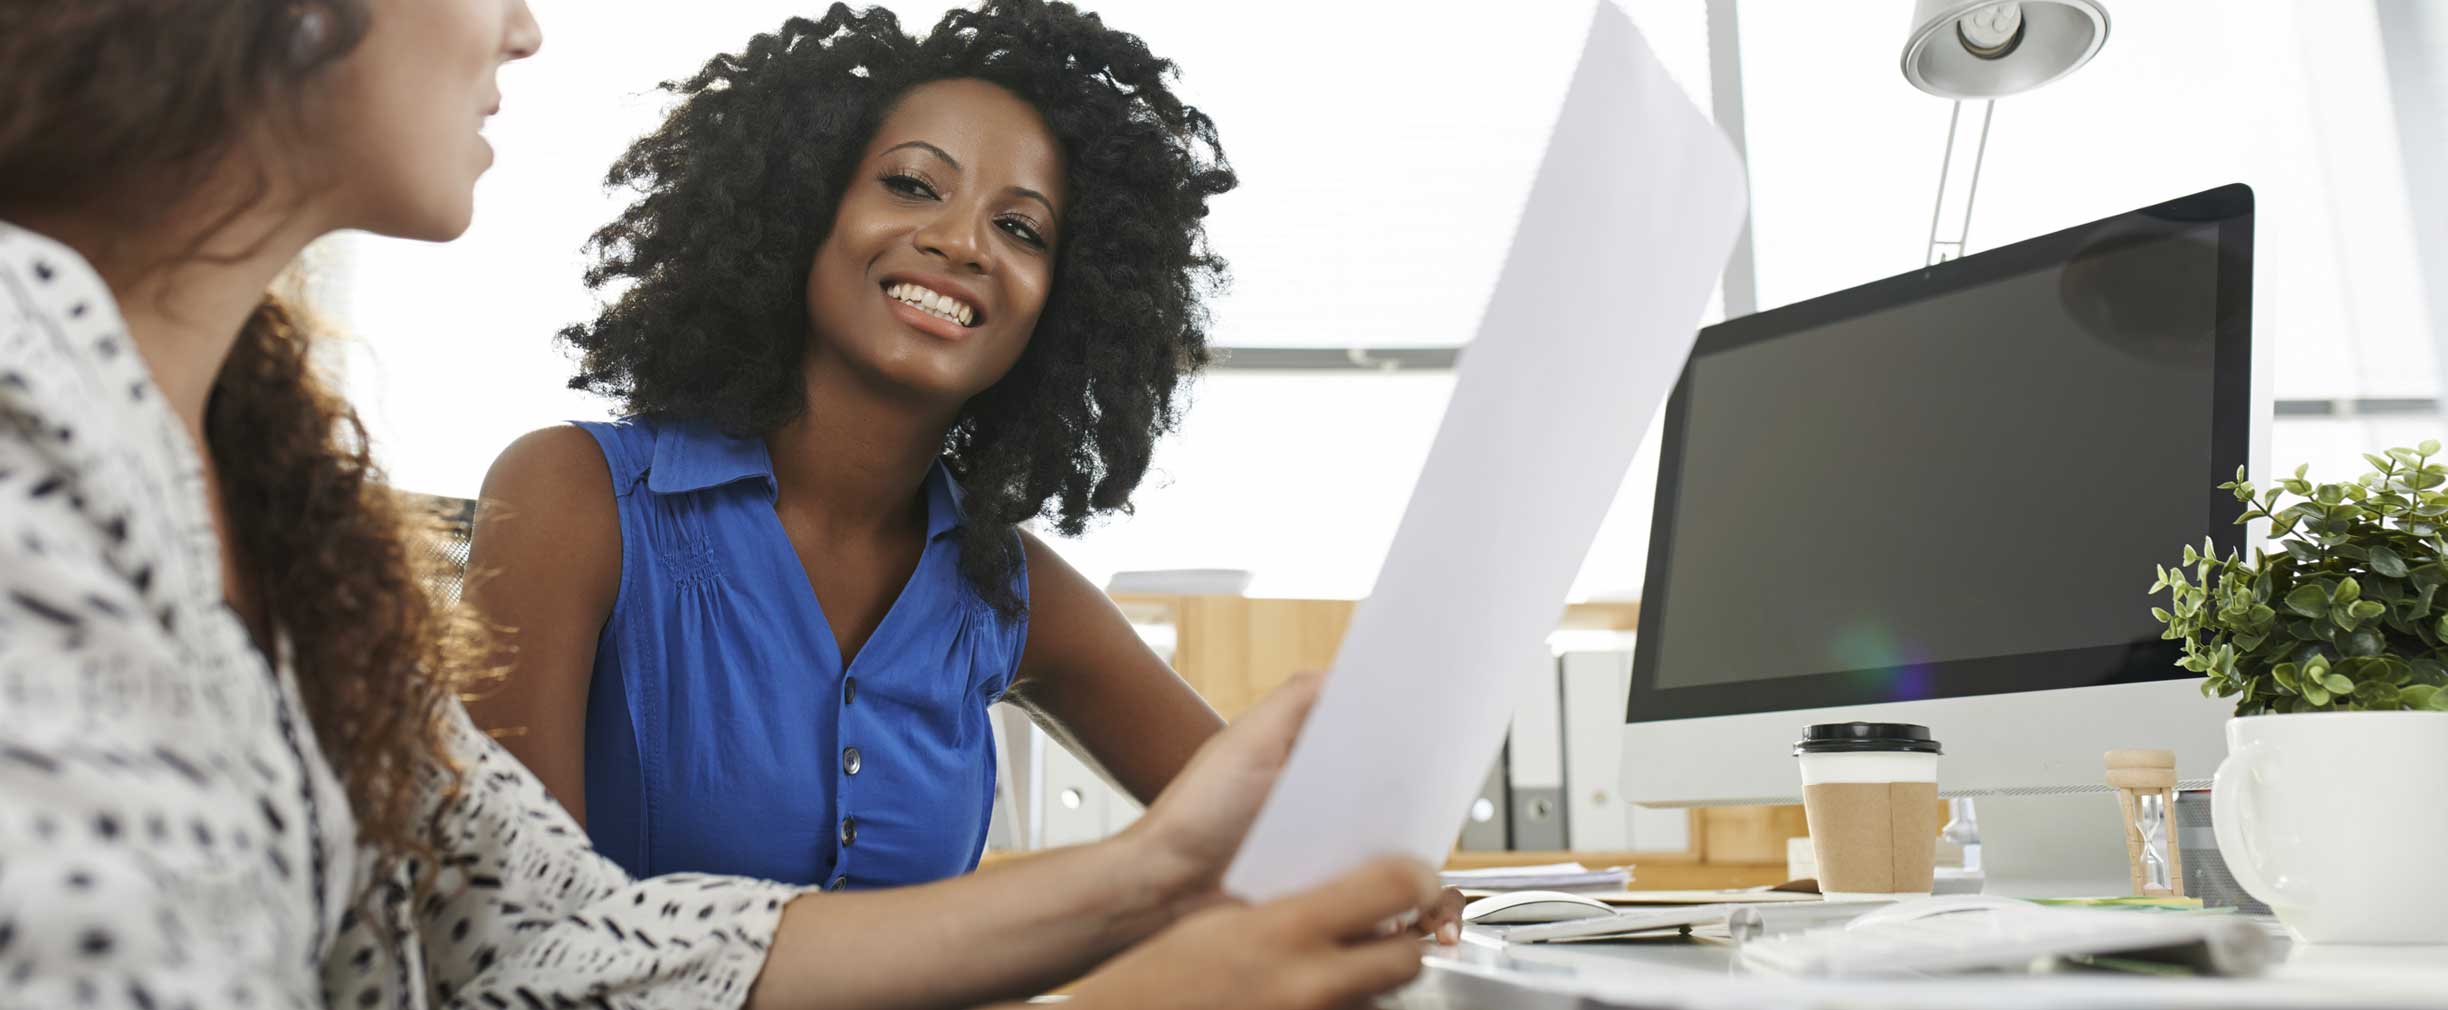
[0,0,484,878]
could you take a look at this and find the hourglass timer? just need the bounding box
[2105,748,2186,898]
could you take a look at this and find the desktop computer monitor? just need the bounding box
[1619,183,2259,894]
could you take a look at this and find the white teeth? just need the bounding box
[886,282,975,326]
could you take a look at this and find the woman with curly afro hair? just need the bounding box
[466,0,1389,910]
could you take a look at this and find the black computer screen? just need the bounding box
[1626,185,2251,722]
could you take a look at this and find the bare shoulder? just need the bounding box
[480,426,615,527]
[1011,527,1134,676]
[485,424,612,499]
[471,425,619,594]
[1017,527,1101,610]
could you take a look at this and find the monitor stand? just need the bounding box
[1969,792,2137,898]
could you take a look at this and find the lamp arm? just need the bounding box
[1926,99,1996,266]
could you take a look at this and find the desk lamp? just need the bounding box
[1902,0,2110,264]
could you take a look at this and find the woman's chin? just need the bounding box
[375,199,478,244]
[348,166,485,243]
[850,349,988,405]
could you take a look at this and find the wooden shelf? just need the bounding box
[1443,849,1677,871]
[981,848,1794,893]
[1442,849,1791,892]
[1108,593,1636,720]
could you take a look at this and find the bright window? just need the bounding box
[329,0,2443,601]
[1735,0,2442,489]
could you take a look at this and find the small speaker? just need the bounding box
[2176,788,2270,915]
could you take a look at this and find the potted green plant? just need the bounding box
[2153,443,2448,945]
[2153,443,2448,714]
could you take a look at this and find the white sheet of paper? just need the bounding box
[1221,0,1748,902]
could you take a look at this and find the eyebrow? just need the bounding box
[881,140,1059,219]
[1006,185,1057,219]
[883,140,961,171]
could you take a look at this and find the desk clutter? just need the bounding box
[1734,897,2273,978]
[1438,710,2439,1010]
[1462,892,2275,978]
[1443,713,2429,1001]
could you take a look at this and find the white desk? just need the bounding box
[1385,920,2448,1009]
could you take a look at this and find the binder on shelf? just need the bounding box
[1507,649,1568,851]
[1560,650,1633,851]
[1017,717,1142,849]
[1559,646,1692,853]
[1556,645,1694,851]
[986,703,1025,851]
[1458,742,1512,851]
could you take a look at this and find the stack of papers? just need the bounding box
[1441,862,1631,894]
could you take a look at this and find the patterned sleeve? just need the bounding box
[0,440,313,1009]
[331,706,808,1010]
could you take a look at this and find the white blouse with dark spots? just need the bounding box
[0,224,804,1010]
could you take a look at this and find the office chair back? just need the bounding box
[406,492,477,608]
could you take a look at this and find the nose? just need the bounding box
[913,207,989,273]
[505,0,544,61]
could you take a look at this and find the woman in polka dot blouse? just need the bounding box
[0,2,1447,1009]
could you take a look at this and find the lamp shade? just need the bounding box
[1902,0,2109,99]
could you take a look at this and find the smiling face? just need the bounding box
[802,77,1066,407]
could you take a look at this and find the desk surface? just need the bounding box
[1388,920,2448,1009]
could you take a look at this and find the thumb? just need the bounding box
[1222,670,1328,763]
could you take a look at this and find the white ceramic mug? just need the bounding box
[2211,712,2448,944]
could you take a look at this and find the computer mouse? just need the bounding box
[1460,890,1618,925]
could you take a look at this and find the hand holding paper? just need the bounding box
[1221,0,1750,902]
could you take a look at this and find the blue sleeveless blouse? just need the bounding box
[572,416,1027,890]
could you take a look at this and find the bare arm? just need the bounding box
[1053,857,1436,1010]
[461,425,621,827]
[752,829,1197,1010]
[1002,531,1224,806]
[745,672,1419,1010]
[958,857,1436,1010]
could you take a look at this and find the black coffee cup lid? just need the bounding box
[1794,722,1942,755]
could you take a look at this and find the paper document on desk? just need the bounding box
[1221,0,1748,901]
[1441,862,1630,893]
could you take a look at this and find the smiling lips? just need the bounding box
[884,281,978,327]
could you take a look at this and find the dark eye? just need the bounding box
[882,173,938,199]
[998,217,1047,250]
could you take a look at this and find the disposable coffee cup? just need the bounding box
[1795,722,1942,901]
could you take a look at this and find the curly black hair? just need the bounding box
[559,0,1235,618]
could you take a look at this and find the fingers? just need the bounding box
[1416,887,1466,945]
[1278,932,1427,1010]
[1195,671,1327,777]
[1346,932,1430,995]
[1231,669,1326,743]
[1269,856,1440,942]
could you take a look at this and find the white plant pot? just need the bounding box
[2211,711,2448,945]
